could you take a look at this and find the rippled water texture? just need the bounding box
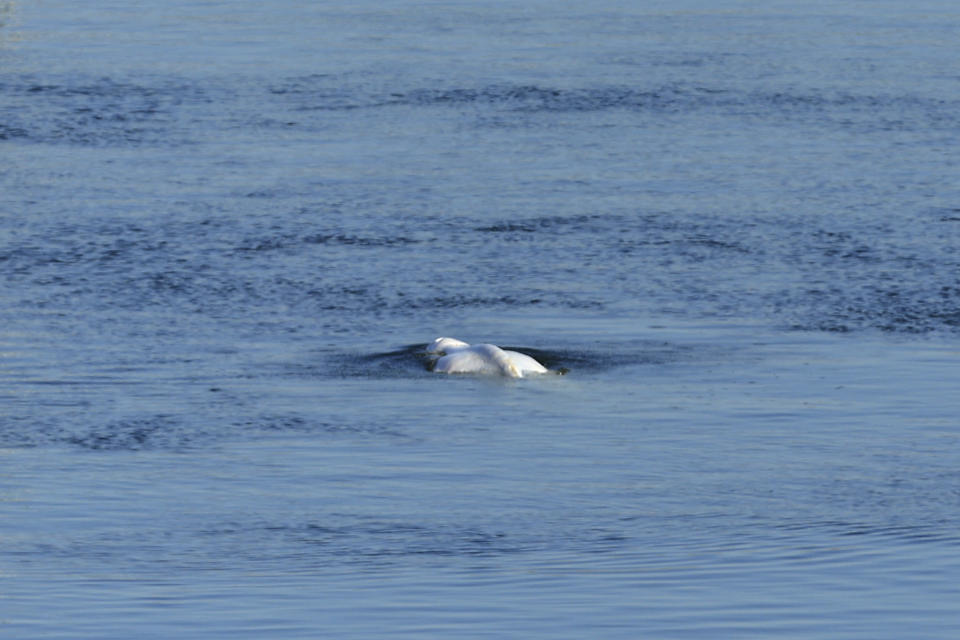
[2,1,960,638]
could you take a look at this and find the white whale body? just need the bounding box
[426,337,549,378]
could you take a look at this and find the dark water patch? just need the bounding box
[809,229,885,264]
[62,415,190,451]
[54,519,542,571]
[305,233,420,247]
[233,414,410,440]
[195,516,629,567]
[7,205,957,334]
[266,76,960,133]
[782,273,960,335]
[328,344,436,378]
[933,207,960,223]
[394,83,751,116]
[266,73,391,111]
[687,235,752,254]
[520,341,703,373]
[5,68,960,336]
[475,222,538,233]
[235,232,421,254]
[780,520,960,546]
[10,70,957,151]
[748,89,960,130]
[421,294,551,309]
[772,218,960,334]
[0,414,201,452]
[400,84,667,112]
[788,302,960,335]
[289,520,533,560]
[1,73,216,146]
[0,416,53,449]
[475,213,611,235]
[477,211,757,259]
[0,123,29,140]
[14,512,630,573]
[267,78,709,114]
[0,411,408,451]
[266,73,335,95]
[2,218,215,280]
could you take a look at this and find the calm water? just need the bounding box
[3,1,960,637]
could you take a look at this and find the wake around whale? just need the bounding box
[426,337,551,378]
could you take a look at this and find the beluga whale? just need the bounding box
[425,337,552,378]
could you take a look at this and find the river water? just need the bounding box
[2,1,959,638]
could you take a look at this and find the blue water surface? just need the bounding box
[2,1,960,638]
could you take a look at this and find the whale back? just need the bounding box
[473,343,523,378]
[503,350,548,374]
[427,337,470,354]
[433,343,523,378]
